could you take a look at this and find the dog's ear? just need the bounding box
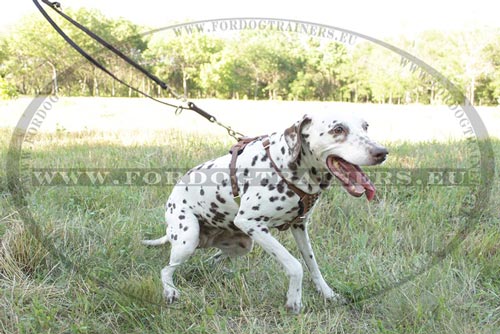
[284,115,312,162]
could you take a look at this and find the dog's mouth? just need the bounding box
[326,156,376,201]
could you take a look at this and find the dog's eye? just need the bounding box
[363,123,369,131]
[333,125,344,135]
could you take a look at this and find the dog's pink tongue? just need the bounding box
[327,157,376,201]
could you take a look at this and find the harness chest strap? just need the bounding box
[229,137,320,230]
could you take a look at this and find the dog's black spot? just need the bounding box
[269,196,278,202]
[251,155,258,166]
[311,167,317,175]
[286,190,295,197]
[244,168,249,177]
[200,188,205,196]
[247,228,254,236]
[252,205,260,211]
[261,178,269,187]
[221,179,228,187]
[261,227,269,233]
[320,182,329,190]
[179,223,183,229]
[261,154,268,162]
[213,211,226,223]
[268,184,276,191]
[179,215,185,220]
[182,199,187,204]
[319,132,324,136]
[239,210,245,215]
[243,181,250,194]
[281,196,286,201]
[309,254,313,259]
[255,217,262,222]
[276,206,283,211]
[216,193,226,204]
[277,181,285,193]
[183,226,189,231]
[281,146,286,155]
[185,186,189,192]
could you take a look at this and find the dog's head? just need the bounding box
[284,113,388,200]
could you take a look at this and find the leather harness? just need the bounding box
[229,136,320,231]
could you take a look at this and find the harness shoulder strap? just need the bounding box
[229,136,321,231]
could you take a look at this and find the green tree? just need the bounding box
[145,33,224,98]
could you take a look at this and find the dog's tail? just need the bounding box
[142,235,169,246]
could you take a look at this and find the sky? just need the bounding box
[2,0,499,38]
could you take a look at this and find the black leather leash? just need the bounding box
[33,0,244,140]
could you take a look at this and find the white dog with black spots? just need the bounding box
[143,112,388,313]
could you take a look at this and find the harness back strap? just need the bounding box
[229,136,320,230]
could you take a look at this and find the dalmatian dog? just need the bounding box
[143,112,388,313]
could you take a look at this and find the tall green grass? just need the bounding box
[1,127,499,334]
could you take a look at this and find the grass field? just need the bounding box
[1,98,500,333]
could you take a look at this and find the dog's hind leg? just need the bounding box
[160,213,200,304]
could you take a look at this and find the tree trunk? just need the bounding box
[46,61,58,95]
[469,77,475,105]
[183,71,188,98]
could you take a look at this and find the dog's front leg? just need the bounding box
[235,218,303,313]
[290,223,345,303]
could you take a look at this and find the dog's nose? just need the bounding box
[371,146,388,162]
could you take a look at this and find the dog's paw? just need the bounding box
[163,288,180,304]
[325,291,348,305]
[318,286,347,304]
[285,301,302,314]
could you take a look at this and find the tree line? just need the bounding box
[1,8,499,105]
